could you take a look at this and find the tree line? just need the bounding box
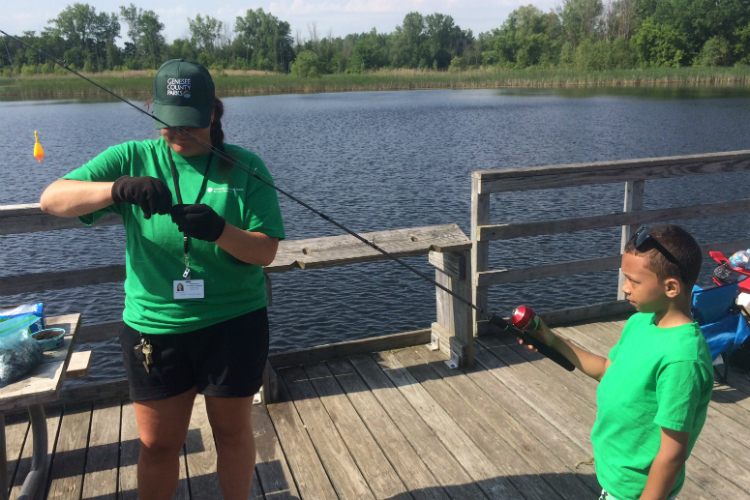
[2,0,750,78]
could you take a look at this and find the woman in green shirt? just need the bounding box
[40,59,285,500]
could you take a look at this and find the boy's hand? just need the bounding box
[515,317,609,381]
[517,317,557,351]
[640,428,689,500]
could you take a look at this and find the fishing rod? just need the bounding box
[1,30,575,371]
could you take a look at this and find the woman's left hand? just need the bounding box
[170,204,226,242]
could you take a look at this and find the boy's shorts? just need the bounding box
[118,308,269,401]
[599,490,677,500]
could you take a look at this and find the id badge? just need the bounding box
[174,280,205,299]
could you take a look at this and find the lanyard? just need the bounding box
[167,149,214,278]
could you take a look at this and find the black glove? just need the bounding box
[170,204,226,242]
[111,176,172,219]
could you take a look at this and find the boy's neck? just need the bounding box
[652,296,694,328]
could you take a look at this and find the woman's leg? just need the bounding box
[134,388,197,500]
[204,395,256,500]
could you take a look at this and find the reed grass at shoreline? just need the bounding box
[3,66,750,100]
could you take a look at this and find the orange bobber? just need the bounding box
[34,130,44,163]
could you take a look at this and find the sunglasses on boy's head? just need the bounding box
[630,226,688,284]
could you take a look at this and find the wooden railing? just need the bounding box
[471,150,750,336]
[7,149,748,403]
[0,205,474,394]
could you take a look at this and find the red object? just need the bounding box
[709,251,750,287]
[511,305,539,330]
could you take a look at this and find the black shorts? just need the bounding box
[118,308,269,401]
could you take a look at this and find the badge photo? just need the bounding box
[174,280,205,299]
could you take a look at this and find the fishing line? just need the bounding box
[0,29,493,319]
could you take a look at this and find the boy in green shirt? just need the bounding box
[520,224,713,500]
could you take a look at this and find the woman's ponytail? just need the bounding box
[211,98,232,170]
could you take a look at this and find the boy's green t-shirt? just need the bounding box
[591,312,713,500]
[62,138,285,334]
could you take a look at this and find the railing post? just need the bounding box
[430,250,473,368]
[618,180,645,299]
[256,274,278,405]
[471,174,490,337]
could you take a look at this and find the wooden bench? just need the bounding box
[0,313,84,500]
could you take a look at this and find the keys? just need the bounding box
[141,338,153,373]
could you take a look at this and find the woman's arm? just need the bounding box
[40,179,115,218]
[215,223,279,267]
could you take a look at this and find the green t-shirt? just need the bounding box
[591,312,713,500]
[62,138,285,334]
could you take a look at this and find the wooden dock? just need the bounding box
[3,317,748,500]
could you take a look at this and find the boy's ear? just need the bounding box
[664,277,682,298]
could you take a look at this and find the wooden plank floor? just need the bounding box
[5,318,750,499]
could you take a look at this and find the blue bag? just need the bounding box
[0,314,45,387]
[0,303,44,334]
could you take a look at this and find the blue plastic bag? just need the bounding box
[0,303,44,334]
[0,314,44,387]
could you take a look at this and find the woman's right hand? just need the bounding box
[111,176,172,219]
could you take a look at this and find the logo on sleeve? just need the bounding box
[167,78,191,97]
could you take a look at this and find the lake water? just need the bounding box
[2,87,750,385]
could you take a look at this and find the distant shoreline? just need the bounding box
[2,67,750,100]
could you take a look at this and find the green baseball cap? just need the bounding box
[152,59,215,129]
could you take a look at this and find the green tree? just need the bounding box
[290,50,320,77]
[235,8,295,71]
[25,48,38,66]
[652,0,749,59]
[92,12,120,70]
[695,36,732,66]
[349,29,389,72]
[734,23,750,63]
[574,38,613,69]
[119,4,140,50]
[63,46,85,68]
[105,38,121,69]
[189,14,222,53]
[391,12,428,68]
[119,5,164,68]
[139,10,165,68]
[557,0,603,47]
[448,55,467,71]
[632,17,688,66]
[610,36,637,67]
[47,4,119,72]
[166,38,196,61]
[480,6,560,68]
[424,13,467,69]
[606,0,638,40]
[46,3,99,53]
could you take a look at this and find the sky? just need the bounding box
[0,0,560,45]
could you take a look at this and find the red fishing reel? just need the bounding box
[511,305,539,331]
